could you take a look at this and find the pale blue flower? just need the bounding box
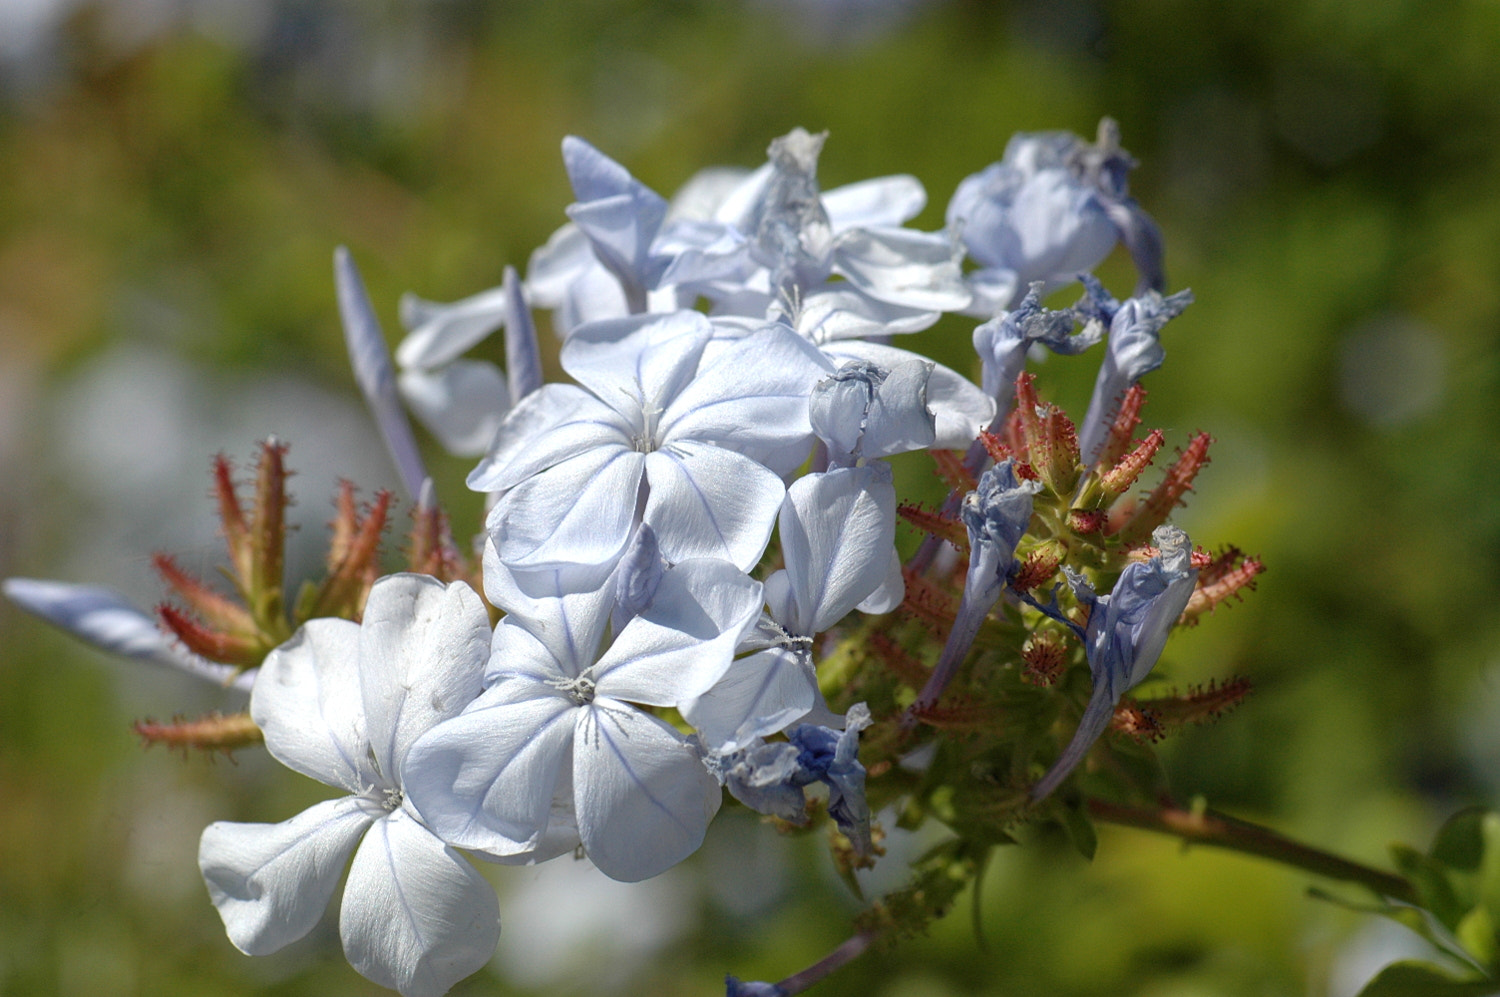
[403,559,763,882]
[684,465,897,750]
[705,703,875,857]
[947,119,1165,316]
[972,281,1102,421]
[198,575,500,997]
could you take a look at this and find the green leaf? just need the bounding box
[1058,802,1097,861]
[1353,960,1498,997]
[1432,808,1491,872]
[1457,905,1499,970]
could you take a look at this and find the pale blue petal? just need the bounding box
[574,701,721,882]
[398,361,509,457]
[3,578,251,688]
[335,247,428,501]
[358,575,490,782]
[199,796,374,956]
[252,617,374,794]
[594,557,764,706]
[403,689,576,856]
[340,809,501,997]
[643,443,784,570]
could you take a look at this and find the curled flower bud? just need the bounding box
[1075,277,1193,467]
[1031,524,1198,801]
[909,461,1041,718]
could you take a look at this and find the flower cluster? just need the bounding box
[7,121,1264,996]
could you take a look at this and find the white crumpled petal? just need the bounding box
[573,701,722,882]
[593,558,763,706]
[824,339,993,449]
[682,644,816,752]
[822,174,927,230]
[199,796,375,956]
[643,442,784,570]
[781,465,897,635]
[340,808,501,997]
[809,360,935,463]
[862,359,937,459]
[252,617,373,794]
[359,575,491,782]
[396,284,510,371]
[404,684,577,857]
[793,286,940,344]
[398,361,509,457]
[832,226,970,313]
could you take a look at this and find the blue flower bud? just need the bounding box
[1031,525,1198,801]
[1075,276,1193,466]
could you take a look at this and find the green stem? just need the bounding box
[1087,798,1418,905]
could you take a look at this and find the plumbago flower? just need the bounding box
[947,118,1165,316]
[683,465,897,751]
[403,554,763,882]
[197,574,500,997]
[468,308,827,588]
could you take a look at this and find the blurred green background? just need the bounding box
[3,1,1500,994]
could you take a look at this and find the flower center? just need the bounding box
[551,673,597,706]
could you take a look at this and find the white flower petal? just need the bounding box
[855,548,906,615]
[822,174,927,230]
[398,361,510,457]
[199,796,374,956]
[525,222,591,310]
[781,466,897,635]
[359,575,491,782]
[560,311,711,421]
[489,446,645,574]
[335,247,428,500]
[793,287,939,344]
[594,558,763,706]
[467,383,622,495]
[860,359,937,459]
[643,443,784,570]
[574,702,721,882]
[403,689,576,856]
[3,577,251,688]
[824,340,994,449]
[395,284,510,371]
[832,226,971,312]
[662,325,829,463]
[481,547,616,678]
[252,618,373,793]
[340,809,501,997]
[682,646,817,751]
